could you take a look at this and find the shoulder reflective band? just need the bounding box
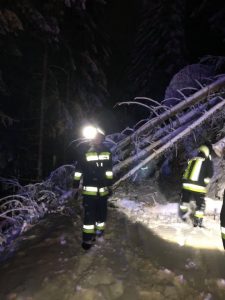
[182,183,207,193]
[194,210,204,218]
[204,177,210,184]
[189,158,204,181]
[105,171,113,179]
[183,159,193,180]
[86,152,98,161]
[99,152,110,160]
[74,172,82,180]
[83,224,95,233]
[221,227,225,239]
[96,222,105,230]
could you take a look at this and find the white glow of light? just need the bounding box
[117,199,224,251]
[82,126,97,139]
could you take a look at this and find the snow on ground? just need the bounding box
[114,196,224,250]
[0,196,225,300]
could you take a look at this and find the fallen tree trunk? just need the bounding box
[113,76,225,153]
[113,99,225,188]
[113,97,220,173]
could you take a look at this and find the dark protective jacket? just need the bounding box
[182,154,214,194]
[73,142,113,196]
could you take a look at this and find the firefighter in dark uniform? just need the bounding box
[220,191,225,249]
[179,145,214,227]
[73,125,113,250]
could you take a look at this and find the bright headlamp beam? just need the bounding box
[82,126,97,139]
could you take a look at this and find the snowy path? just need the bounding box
[0,201,225,300]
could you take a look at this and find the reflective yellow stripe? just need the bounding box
[182,183,207,193]
[99,187,109,196]
[82,191,97,195]
[105,171,113,179]
[82,186,109,196]
[83,224,95,233]
[194,210,204,218]
[190,158,204,181]
[74,172,82,180]
[183,160,192,180]
[99,152,110,160]
[180,205,188,211]
[96,222,105,230]
[83,186,98,192]
[86,152,98,161]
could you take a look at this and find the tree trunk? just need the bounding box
[212,137,225,157]
[113,99,225,188]
[37,44,48,180]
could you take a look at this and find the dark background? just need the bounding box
[0,0,225,183]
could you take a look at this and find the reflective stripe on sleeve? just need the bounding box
[83,224,95,233]
[182,183,207,193]
[74,172,82,180]
[99,187,109,196]
[204,177,210,184]
[180,205,188,211]
[105,171,113,179]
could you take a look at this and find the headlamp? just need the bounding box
[82,126,97,139]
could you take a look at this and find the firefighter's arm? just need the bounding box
[105,150,114,194]
[73,161,83,189]
[204,159,214,184]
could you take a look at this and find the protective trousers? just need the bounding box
[82,194,108,243]
[180,189,205,226]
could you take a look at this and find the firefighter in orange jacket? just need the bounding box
[179,145,214,227]
[73,125,113,250]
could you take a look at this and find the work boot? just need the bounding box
[193,217,203,227]
[81,241,93,250]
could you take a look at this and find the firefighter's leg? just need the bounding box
[193,193,205,227]
[82,195,97,250]
[220,194,225,249]
[95,195,107,237]
[179,190,190,221]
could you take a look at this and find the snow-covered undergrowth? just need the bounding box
[111,196,224,251]
[0,164,75,252]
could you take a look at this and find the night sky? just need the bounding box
[1,0,225,181]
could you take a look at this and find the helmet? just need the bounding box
[198,145,210,158]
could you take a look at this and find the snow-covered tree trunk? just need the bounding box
[213,137,225,158]
[113,76,225,154]
[113,99,225,188]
